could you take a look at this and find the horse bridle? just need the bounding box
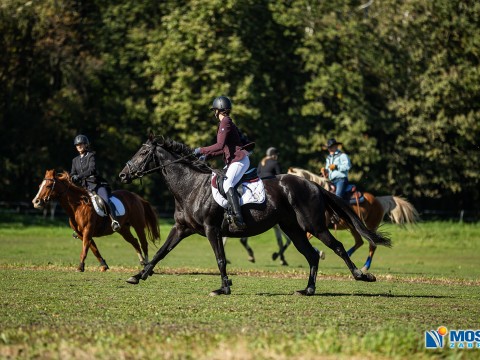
[41,176,69,203]
[124,142,213,179]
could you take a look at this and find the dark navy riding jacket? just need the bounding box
[70,151,108,191]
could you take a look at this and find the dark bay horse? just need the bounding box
[32,170,160,272]
[287,167,418,271]
[119,136,391,296]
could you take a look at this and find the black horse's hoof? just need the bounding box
[209,287,231,296]
[272,252,279,261]
[294,287,315,296]
[280,259,289,266]
[126,276,139,284]
[353,269,376,282]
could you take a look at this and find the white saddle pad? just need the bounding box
[90,194,126,217]
[211,173,266,209]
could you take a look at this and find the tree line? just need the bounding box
[1,0,479,214]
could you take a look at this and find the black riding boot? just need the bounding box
[226,188,246,230]
[105,200,121,231]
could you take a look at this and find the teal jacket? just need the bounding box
[326,150,351,181]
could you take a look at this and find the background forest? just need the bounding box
[1,0,479,217]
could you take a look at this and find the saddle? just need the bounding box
[330,183,365,205]
[88,191,125,217]
[210,168,265,209]
[213,168,259,199]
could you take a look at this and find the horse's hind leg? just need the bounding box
[272,225,292,266]
[239,237,255,263]
[361,245,376,273]
[346,229,364,257]
[313,229,376,282]
[280,226,319,296]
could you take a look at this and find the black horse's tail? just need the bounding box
[317,185,392,248]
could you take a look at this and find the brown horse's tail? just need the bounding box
[141,199,161,245]
[316,184,392,248]
[376,196,419,225]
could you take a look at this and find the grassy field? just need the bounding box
[0,214,479,359]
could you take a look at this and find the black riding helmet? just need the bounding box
[74,134,90,146]
[210,96,232,113]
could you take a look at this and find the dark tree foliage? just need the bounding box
[1,0,479,215]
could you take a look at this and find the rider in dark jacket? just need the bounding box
[70,135,120,231]
[257,147,282,179]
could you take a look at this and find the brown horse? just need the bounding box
[287,167,419,271]
[32,169,160,272]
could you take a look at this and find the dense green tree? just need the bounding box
[1,0,479,216]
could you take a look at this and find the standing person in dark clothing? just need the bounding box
[194,96,251,230]
[70,134,120,231]
[257,147,281,178]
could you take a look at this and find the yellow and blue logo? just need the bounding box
[425,326,480,349]
[425,326,448,349]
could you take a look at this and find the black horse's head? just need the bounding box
[119,135,210,184]
[119,135,160,184]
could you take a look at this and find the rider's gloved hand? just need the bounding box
[198,154,206,161]
[71,174,79,182]
[194,147,202,156]
[329,164,336,171]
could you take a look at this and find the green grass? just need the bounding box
[1,215,480,359]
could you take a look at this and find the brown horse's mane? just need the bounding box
[152,136,213,174]
[56,171,90,198]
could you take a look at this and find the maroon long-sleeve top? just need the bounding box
[199,116,247,165]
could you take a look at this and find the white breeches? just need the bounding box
[223,156,250,193]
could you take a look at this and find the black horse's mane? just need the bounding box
[152,136,214,174]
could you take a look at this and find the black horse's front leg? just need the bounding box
[206,226,232,296]
[126,225,191,284]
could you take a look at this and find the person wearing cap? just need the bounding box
[257,147,282,179]
[193,96,252,230]
[71,134,121,232]
[321,138,352,201]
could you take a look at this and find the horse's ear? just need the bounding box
[148,132,154,141]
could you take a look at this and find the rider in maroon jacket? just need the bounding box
[194,96,250,229]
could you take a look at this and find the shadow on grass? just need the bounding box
[254,292,451,298]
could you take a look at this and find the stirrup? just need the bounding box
[111,220,121,231]
[233,217,246,230]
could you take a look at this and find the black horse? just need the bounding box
[119,136,391,296]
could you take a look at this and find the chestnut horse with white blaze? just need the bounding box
[32,170,160,272]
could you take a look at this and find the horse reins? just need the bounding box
[125,143,215,178]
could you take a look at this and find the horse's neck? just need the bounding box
[161,162,210,202]
[57,183,87,216]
